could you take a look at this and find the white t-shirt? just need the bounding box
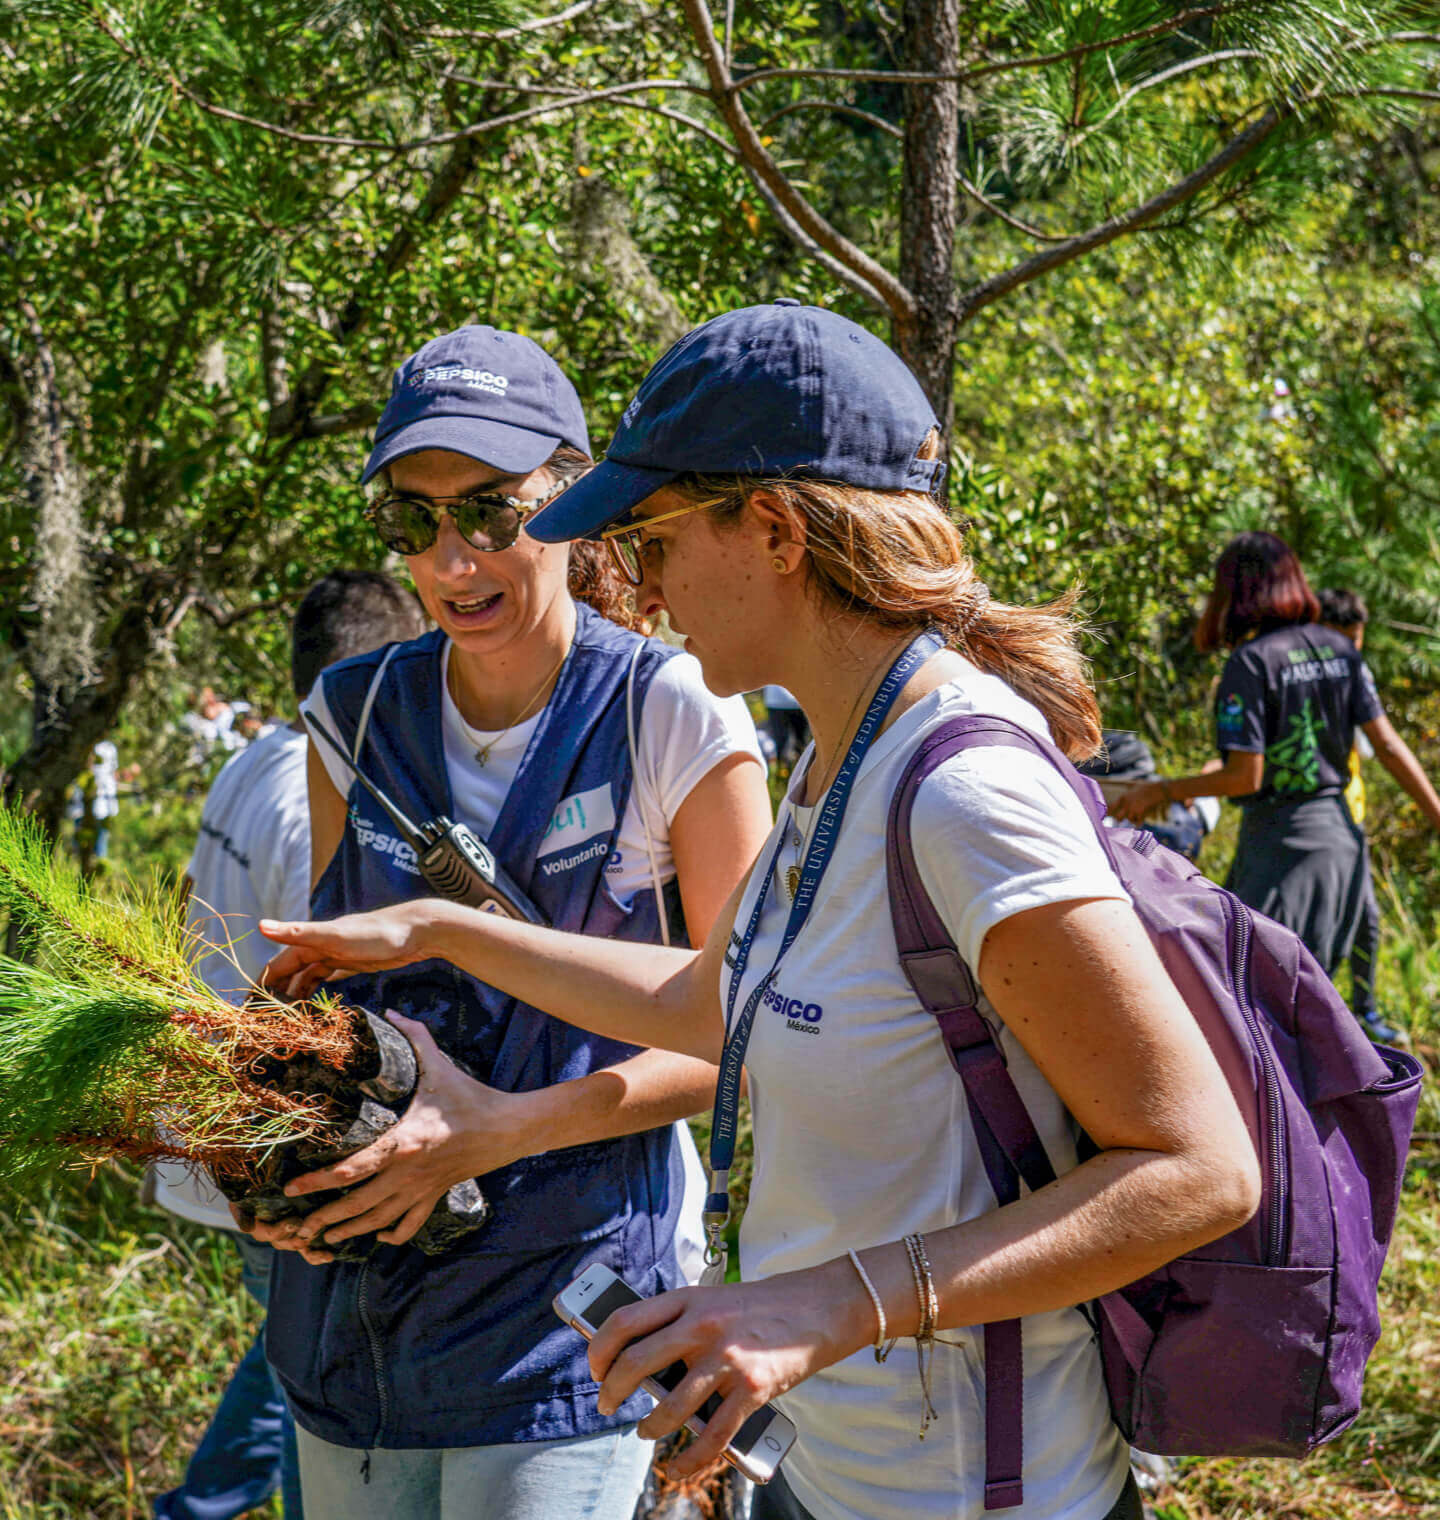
[304,640,764,908]
[305,637,764,1283]
[155,725,313,1230]
[723,669,1132,1520]
[185,726,312,997]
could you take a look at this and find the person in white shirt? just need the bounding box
[66,739,121,864]
[259,305,1259,1520]
[151,571,426,1520]
[181,687,246,764]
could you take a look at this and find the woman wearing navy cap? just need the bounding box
[246,325,773,1520]
[263,305,1258,1520]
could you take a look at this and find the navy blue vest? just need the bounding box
[267,604,691,1449]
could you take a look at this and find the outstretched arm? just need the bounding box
[252,893,741,1259]
[253,890,739,1259]
[1112,749,1262,822]
[262,867,740,1063]
[243,1011,722,1259]
[1363,715,1440,831]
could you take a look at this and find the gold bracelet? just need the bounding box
[904,1233,938,1340]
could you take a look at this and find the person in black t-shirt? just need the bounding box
[1115,532,1440,1040]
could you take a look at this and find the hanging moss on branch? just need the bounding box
[0,804,486,1257]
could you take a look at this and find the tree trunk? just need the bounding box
[895,0,960,441]
[7,600,160,838]
[4,301,108,838]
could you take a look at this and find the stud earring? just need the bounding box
[771,556,788,573]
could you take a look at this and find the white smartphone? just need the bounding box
[553,1261,798,1485]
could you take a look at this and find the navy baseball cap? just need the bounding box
[362,326,590,485]
[526,300,942,542]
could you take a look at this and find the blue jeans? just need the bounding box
[154,1233,303,1518]
[294,1423,652,1520]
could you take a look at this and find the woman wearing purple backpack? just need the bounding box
[260,303,1261,1520]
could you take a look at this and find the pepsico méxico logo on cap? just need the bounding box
[407,363,510,398]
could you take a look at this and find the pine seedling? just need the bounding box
[0,802,367,1186]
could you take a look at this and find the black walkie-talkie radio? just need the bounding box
[303,712,543,924]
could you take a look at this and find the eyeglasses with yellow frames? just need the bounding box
[600,496,723,587]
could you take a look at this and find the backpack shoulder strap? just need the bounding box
[887,713,1098,1512]
[887,715,1076,1199]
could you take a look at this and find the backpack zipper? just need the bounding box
[1224,897,1289,1265]
[355,1261,391,1447]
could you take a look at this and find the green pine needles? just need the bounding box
[0,803,363,1185]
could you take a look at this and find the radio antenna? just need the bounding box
[302,712,428,851]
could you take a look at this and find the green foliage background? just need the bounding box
[1,0,1439,1514]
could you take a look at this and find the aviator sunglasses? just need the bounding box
[365,474,573,557]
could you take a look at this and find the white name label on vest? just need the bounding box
[537,783,616,860]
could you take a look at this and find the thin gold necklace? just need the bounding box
[783,638,909,902]
[456,644,570,767]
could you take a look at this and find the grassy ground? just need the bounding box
[4,785,1435,1517]
[0,1169,280,1519]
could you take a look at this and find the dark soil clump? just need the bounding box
[216,1006,488,1261]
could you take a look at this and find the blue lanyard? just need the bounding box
[703,633,942,1249]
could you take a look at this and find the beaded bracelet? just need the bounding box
[846,1249,893,1363]
[902,1232,941,1437]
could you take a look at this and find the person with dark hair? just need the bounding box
[1316,586,1367,632]
[151,570,425,1520]
[243,327,773,1520]
[290,569,433,699]
[1314,590,1399,1041]
[1115,535,1440,1031]
[260,302,1261,1520]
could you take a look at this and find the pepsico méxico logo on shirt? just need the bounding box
[762,981,824,1035]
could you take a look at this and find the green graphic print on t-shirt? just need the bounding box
[1266,698,1323,794]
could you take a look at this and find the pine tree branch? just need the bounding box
[417,0,600,43]
[267,133,484,445]
[955,105,1286,325]
[677,0,915,321]
[730,2,1255,93]
[298,402,383,438]
[444,73,743,158]
[1336,88,1440,103]
[444,73,708,101]
[756,98,901,137]
[614,100,746,159]
[89,13,708,154]
[1072,49,1265,143]
[187,593,291,630]
[958,174,1078,242]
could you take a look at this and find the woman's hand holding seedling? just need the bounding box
[243,1010,532,1261]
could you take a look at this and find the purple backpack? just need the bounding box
[887,716,1423,1512]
